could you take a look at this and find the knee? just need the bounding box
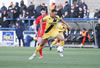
[40,43,44,46]
[60,41,64,46]
[60,37,64,41]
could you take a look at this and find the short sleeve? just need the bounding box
[56,15,61,21]
[35,17,40,25]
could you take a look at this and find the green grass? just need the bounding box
[0,47,100,68]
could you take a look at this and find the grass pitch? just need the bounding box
[0,47,100,68]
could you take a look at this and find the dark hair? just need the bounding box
[83,28,87,30]
[65,1,68,3]
[30,2,33,4]
[51,9,57,12]
[41,8,46,11]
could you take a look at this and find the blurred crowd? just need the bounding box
[0,0,100,28]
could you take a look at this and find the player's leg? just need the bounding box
[18,38,21,47]
[29,33,50,60]
[34,39,47,54]
[22,37,25,47]
[37,37,43,59]
[38,38,42,55]
[82,37,86,45]
[80,37,86,47]
[39,40,48,59]
[49,38,58,51]
[28,39,47,60]
[51,38,58,46]
[34,40,37,47]
[56,33,64,57]
[56,33,64,41]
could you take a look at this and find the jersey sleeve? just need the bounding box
[56,15,61,21]
[35,17,40,25]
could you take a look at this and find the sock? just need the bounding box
[35,45,42,54]
[60,40,64,46]
[37,43,43,56]
[59,32,64,46]
[39,48,42,56]
[51,39,58,46]
[38,40,48,57]
[82,37,86,45]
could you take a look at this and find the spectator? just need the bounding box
[74,3,79,18]
[25,11,29,18]
[1,17,9,28]
[83,6,88,18]
[15,22,25,47]
[1,3,7,13]
[29,9,36,18]
[20,0,27,14]
[20,10,30,29]
[95,20,100,48]
[20,10,26,19]
[0,11,3,27]
[29,10,36,26]
[8,9,15,27]
[79,0,88,10]
[2,10,8,18]
[27,2,35,16]
[15,2,20,17]
[8,9,14,19]
[14,9,19,19]
[89,9,95,18]
[69,9,76,18]
[35,3,43,18]
[56,5,63,17]
[71,5,74,10]
[62,1,71,16]
[13,9,19,24]
[78,7,84,18]
[94,9,100,18]
[20,10,27,25]
[8,2,14,12]
[63,11,70,18]
[25,11,30,26]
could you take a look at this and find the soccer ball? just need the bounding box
[57,46,64,53]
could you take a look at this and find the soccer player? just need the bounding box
[50,23,71,57]
[29,9,70,59]
[29,8,47,60]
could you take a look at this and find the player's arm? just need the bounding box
[34,23,37,34]
[60,18,72,30]
[40,19,43,34]
[40,16,47,34]
[35,18,40,34]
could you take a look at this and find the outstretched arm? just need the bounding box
[60,18,72,30]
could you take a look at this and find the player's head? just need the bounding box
[82,28,87,32]
[50,9,57,18]
[40,8,46,16]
